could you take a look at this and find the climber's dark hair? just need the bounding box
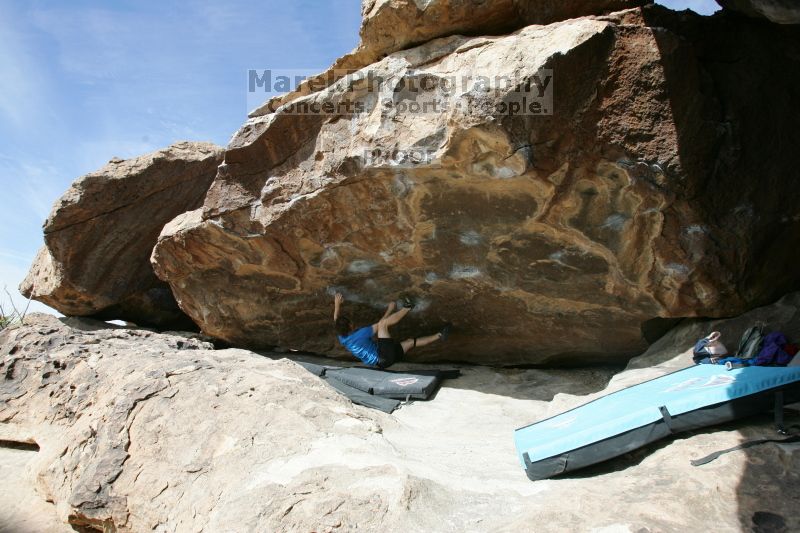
[334,316,352,336]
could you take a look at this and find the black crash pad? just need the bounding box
[296,362,459,413]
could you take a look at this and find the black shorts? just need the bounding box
[377,338,404,369]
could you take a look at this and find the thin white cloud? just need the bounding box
[75,139,160,173]
[0,5,48,128]
[0,249,37,264]
[19,161,65,222]
[29,6,132,81]
[0,156,67,229]
[191,0,243,33]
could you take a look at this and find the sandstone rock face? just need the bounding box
[21,142,223,329]
[717,0,800,24]
[4,311,800,531]
[629,290,800,370]
[356,0,647,60]
[252,0,646,117]
[152,6,800,364]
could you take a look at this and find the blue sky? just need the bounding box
[0,0,719,316]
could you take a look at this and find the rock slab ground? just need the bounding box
[3,304,800,532]
[0,445,69,533]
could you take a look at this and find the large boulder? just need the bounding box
[3,311,800,531]
[717,0,800,24]
[152,6,800,364]
[250,0,646,117]
[20,142,224,329]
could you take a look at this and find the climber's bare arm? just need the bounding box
[333,292,343,321]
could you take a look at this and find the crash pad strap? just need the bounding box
[690,434,800,466]
[775,390,786,434]
[692,390,796,466]
[659,405,675,433]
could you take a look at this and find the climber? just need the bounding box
[333,292,449,369]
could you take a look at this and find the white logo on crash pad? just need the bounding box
[664,375,735,393]
[390,377,419,387]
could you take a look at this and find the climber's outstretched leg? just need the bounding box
[401,324,451,354]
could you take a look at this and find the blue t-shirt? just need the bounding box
[338,326,379,366]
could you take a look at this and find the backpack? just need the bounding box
[692,332,728,363]
[736,323,766,359]
[692,338,712,363]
